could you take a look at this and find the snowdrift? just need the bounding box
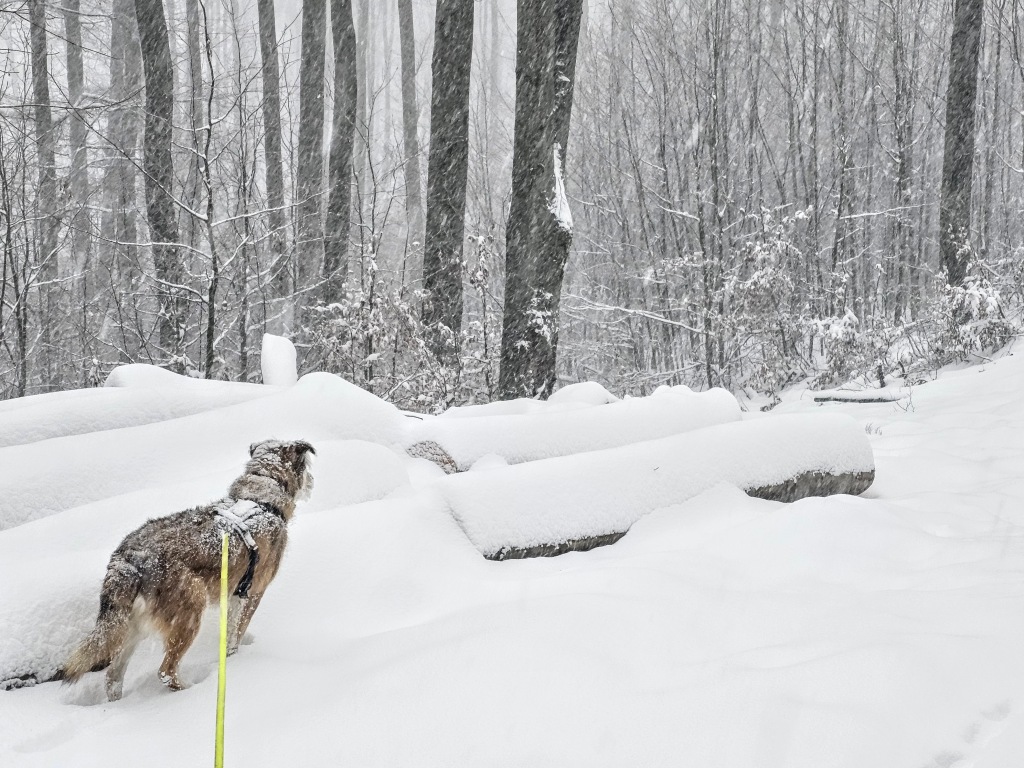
[409,385,740,469]
[3,352,1024,768]
[437,381,619,419]
[0,371,406,531]
[436,413,875,559]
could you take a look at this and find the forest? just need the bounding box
[0,0,1017,409]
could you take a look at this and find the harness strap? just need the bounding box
[215,500,261,599]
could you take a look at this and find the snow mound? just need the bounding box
[547,381,620,405]
[260,333,298,386]
[104,363,266,391]
[437,413,874,557]
[410,386,741,469]
[0,387,278,449]
[0,373,407,531]
[436,397,592,419]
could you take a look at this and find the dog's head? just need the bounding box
[248,439,316,500]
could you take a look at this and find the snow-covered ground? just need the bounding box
[2,350,1024,767]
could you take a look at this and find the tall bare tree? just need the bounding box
[295,0,328,299]
[498,0,584,399]
[422,0,475,362]
[134,0,186,366]
[324,0,358,301]
[62,0,91,293]
[939,0,985,287]
[256,0,288,312]
[397,0,424,254]
[29,0,58,386]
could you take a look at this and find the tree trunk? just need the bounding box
[256,0,289,319]
[397,0,424,256]
[422,0,474,363]
[62,0,91,292]
[939,0,984,287]
[30,0,59,388]
[183,0,206,250]
[295,0,328,296]
[63,0,93,384]
[134,0,186,367]
[100,0,142,282]
[498,0,583,400]
[528,0,584,399]
[324,0,358,301]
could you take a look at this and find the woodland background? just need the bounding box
[0,0,1019,410]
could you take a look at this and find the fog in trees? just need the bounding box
[0,0,1019,409]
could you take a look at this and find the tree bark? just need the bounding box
[295,0,328,296]
[134,0,186,367]
[529,0,584,398]
[422,0,474,362]
[30,0,59,387]
[939,0,984,287]
[63,0,90,283]
[100,0,141,279]
[498,0,583,399]
[397,0,424,255]
[183,0,206,250]
[324,0,358,301]
[256,0,288,315]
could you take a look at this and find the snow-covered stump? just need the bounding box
[435,413,875,560]
[408,386,741,470]
[261,333,298,386]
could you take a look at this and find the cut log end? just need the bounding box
[744,469,875,503]
[485,531,627,561]
[407,441,459,474]
[486,468,875,561]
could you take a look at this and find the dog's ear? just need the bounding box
[249,441,262,457]
[293,440,316,456]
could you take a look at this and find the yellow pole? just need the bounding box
[215,531,229,768]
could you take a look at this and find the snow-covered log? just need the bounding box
[811,387,909,404]
[436,413,875,559]
[408,386,741,470]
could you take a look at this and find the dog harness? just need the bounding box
[214,499,280,599]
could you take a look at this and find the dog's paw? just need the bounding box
[158,671,183,691]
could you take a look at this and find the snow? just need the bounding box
[0,386,278,449]
[2,353,1024,767]
[0,372,406,531]
[547,380,620,405]
[409,385,740,469]
[260,333,298,386]
[437,412,873,556]
[550,142,573,233]
[435,398,587,418]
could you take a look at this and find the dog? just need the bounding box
[61,438,315,701]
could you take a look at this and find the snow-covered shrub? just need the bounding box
[725,209,809,395]
[930,274,1015,363]
[303,232,503,413]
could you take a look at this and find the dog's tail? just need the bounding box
[62,557,143,683]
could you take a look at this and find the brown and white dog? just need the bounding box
[61,439,315,701]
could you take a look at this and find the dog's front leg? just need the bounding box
[232,590,265,651]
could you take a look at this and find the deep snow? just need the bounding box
[1,350,1023,767]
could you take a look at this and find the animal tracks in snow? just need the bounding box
[923,700,1012,768]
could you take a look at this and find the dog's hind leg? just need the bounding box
[156,577,206,691]
[226,595,245,656]
[105,607,144,701]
